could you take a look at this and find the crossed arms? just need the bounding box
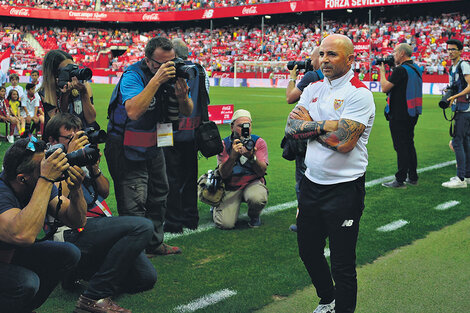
[285,106,366,153]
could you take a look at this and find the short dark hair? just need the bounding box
[31,70,39,75]
[45,113,82,142]
[446,39,463,51]
[9,73,19,80]
[0,86,5,92]
[145,37,173,59]
[3,138,47,181]
[26,83,36,91]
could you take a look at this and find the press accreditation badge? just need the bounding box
[157,123,174,147]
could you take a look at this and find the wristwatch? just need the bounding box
[289,78,296,83]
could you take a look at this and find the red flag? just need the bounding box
[0,48,11,74]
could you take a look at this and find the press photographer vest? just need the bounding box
[107,60,163,161]
[223,135,264,190]
[450,60,470,112]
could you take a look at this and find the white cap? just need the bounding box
[231,109,252,123]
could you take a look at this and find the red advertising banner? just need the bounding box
[354,41,370,53]
[0,0,458,22]
[208,104,234,124]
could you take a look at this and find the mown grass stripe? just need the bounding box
[435,200,460,211]
[173,289,237,313]
[377,220,409,232]
[167,161,455,242]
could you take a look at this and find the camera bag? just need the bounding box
[197,169,225,207]
[194,64,224,157]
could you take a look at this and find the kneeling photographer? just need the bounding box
[39,50,97,133]
[441,39,470,188]
[0,137,85,313]
[106,37,192,256]
[213,109,268,229]
[46,113,157,313]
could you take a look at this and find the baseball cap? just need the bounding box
[231,109,252,123]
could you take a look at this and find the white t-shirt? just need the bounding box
[20,93,40,118]
[297,70,375,185]
[5,85,24,100]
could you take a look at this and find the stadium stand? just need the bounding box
[0,10,468,74]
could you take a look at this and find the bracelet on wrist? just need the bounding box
[289,78,297,83]
[39,176,56,183]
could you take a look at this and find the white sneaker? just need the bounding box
[6,135,14,143]
[442,177,467,188]
[313,299,335,313]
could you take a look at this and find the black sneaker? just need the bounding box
[405,178,418,186]
[382,180,407,189]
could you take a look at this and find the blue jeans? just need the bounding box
[63,216,157,299]
[105,137,169,250]
[452,112,470,179]
[0,241,80,313]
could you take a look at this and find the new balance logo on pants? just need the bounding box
[341,220,354,227]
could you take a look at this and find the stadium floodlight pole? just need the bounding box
[368,9,371,78]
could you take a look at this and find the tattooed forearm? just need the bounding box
[285,118,326,140]
[317,119,366,153]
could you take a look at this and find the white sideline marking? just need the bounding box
[365,160,456,187]
[166,161,456,242]
[377,220,409,232]
[174,289,237,313]
[435,200,460,211]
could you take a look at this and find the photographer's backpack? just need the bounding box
[194,64,224,158]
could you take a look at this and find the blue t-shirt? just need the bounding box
[0,172,58,250]
[120,70,147,105]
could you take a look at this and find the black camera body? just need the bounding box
[57,63,93,89]
[83,127,107,145]
[439,84,459,109]
[287,59,313,72]
[168,58,197,84]
[240,123,255,151]
[45,143,100,168]
[375,55,395,67]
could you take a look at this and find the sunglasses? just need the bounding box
[26,135,38,152]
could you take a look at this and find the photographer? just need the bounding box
[46,113,157,313]
[285,47,323,232]
[163,38,209,233]
[0,138,86,313]
[380,43,423,189]
[39,50,97,133]
[106,37,192,256]
[213,109,268,229]
[441,39,470,188]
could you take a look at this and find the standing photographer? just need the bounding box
[285,47,323,232]
[0,138,85,313]
[39,50,97,133]
[213,109,268,229]
[106,37,192,256]
[163,38,209,233]
[380,43,423,189]
[442,39,470,188]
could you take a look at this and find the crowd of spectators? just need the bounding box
[1,11,468,74]
[1,0,280,12]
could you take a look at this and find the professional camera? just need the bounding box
[205,169,222,193]
[167,58,197,84]
[45,143,100,167]
[57,63,93,89]
[240,123,255,151]
[287,59,313,72]
[83,127,107,145]
[439,85,459,109]
[375,55,395,67]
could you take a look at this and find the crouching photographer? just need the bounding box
[46,113,158,313]
[441,39,470,188]
[39,50,97,134]
[213,109,269,229]
[106,37,192,256]
[0,137,86,313]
